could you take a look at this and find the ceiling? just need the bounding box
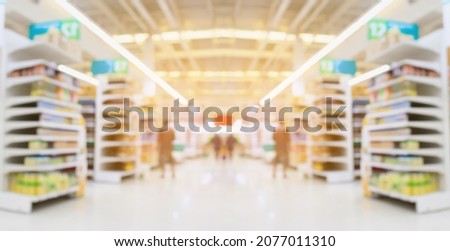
[67,0,378,107]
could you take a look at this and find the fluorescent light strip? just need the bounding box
[349,65,391,86]
[57,65,99,86]
[259,0,393,105]
[55,0,188,105]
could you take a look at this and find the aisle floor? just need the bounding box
[1,157,450,230]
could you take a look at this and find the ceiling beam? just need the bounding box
[131,0,158,30]
[91,0,127,34]
[289,0,316,32]
[322,0,358,34]
[130,0,186,71]
[157,0,201,71]
[297,0,329,33]
[118,0,149,32]
[247,0,291,71]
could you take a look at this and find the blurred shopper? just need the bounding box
[273,121,290,178]
[212,134,222,160]
[157,121,175,178]
[226,134,237,160]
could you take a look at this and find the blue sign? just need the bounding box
[320,59,357,76]
[91,59,129,76]
[368,19,419,41]
[29,19,80,40]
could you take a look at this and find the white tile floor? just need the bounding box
[1,157,450,230]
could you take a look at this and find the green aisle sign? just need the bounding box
[320,59,356,76]
[29,19,80,40]
[368,19,419,41]
[91,59,129,76]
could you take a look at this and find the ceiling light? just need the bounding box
[55,0,188,105]
[349,65,391,86]
[260,0,393,105]
[57,65,99,86]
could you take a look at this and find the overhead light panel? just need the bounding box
[259,0,393,105]
[55,0,188,105]
[57,65,99,86]
[349,65,391,86]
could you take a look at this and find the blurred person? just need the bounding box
[226,134,237,160]
[212,134,222,160]
[272,121,291,178]
[157,120,175,178]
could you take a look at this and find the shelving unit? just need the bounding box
[138,97,158,170]
[0,30,85,213]
[303,75,354,183]
[352,83,370,177]
[93,76,143,183]
[362,31,450,213]
[79,82,97,178]
[289,98,309,170]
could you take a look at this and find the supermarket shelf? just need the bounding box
[369,186,420,203]
[312,156,348,163]
[353,108,366,114]
[393,59,441,73]
[3,135,78,144]
[318,84,345,92]
[102,94,128,102]
[313,95,346,103]
[6,96,82,111]
[0,186,79,214]
[7,75,80,92]
[368,75,441,92]
[367,97,441,111]
[82,108,96,114]
[311,130,348,137]
[5,162,79,173]
[8,39,81,64]
[365,107,441,120]
[369,148,443,157]
[366,41,439,64]
[101,156,138,163]
[370,135,443,144]
[4,148,80,157]
[368,162,443,173]
[366,121,443,132]
[94,169,137,183]
[4,121,83,132]
[103,84,128,92]
[102,141,138,148]
[310,141,347,148]
[6,107,82,120]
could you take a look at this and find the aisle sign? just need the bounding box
[368,19,419,41]
[320,59,356,76]
[91,59,129,75]
[29,19,80,40]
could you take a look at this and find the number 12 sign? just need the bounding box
[368,19,419,41]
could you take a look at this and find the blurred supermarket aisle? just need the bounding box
[1,157,450,230]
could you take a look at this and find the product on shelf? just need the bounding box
[370,171,438,196]
[23,155,77,166]
[9,172,78,196]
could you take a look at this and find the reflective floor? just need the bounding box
[1,157,450,230]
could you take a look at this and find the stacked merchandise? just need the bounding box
[0,59,84,213]
[362,37,450,212]
[94,76,142,183]
[352,83,370,177]
[138,97,158,169]
[305,75,354,183]
[289,98,308,168]
[79,82,96,178]
[366,26,416,60]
